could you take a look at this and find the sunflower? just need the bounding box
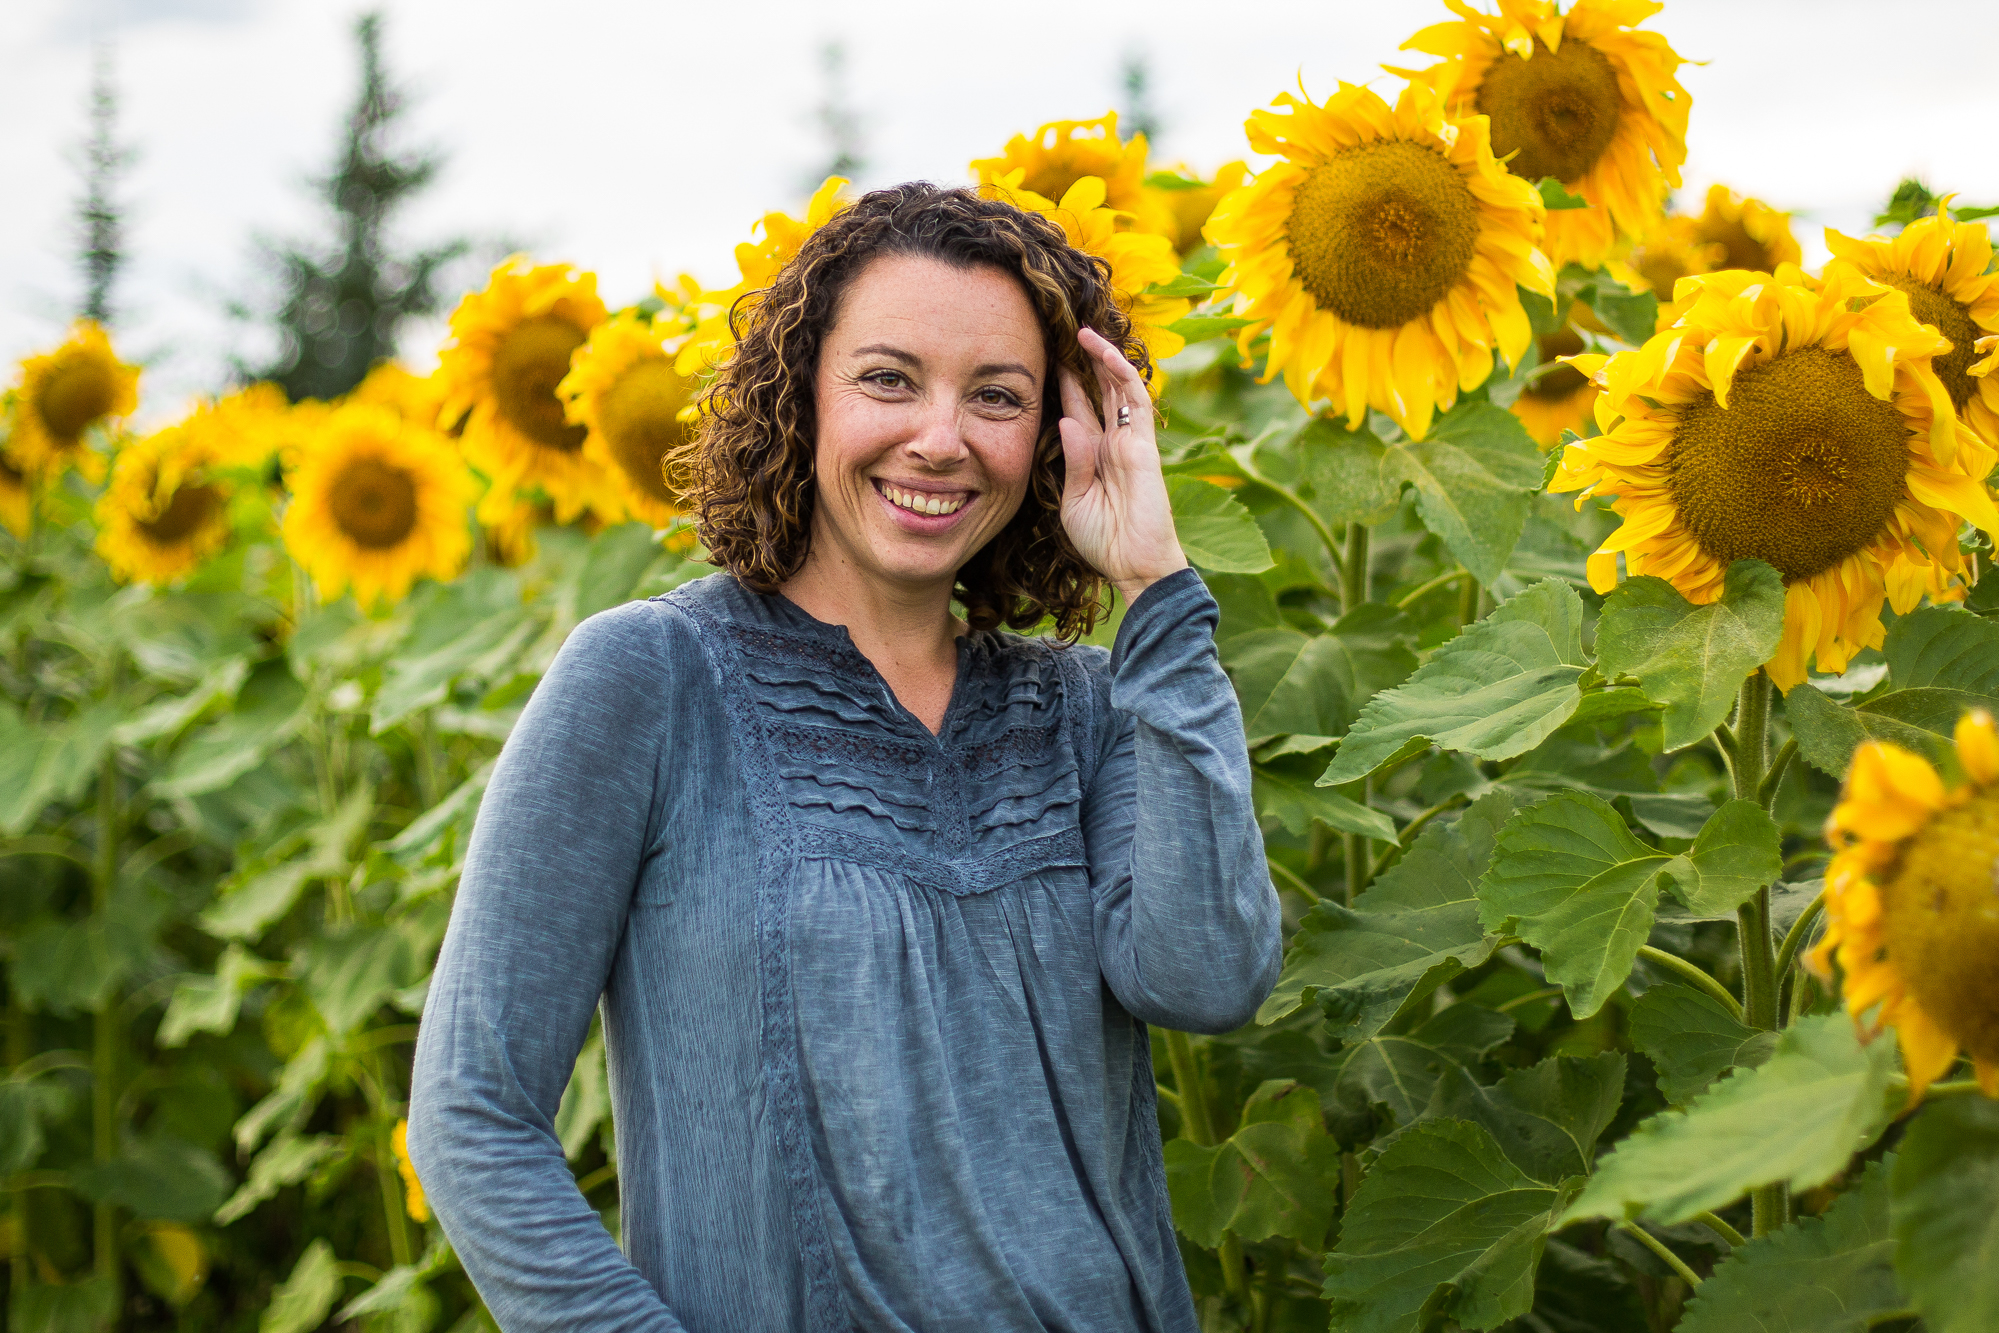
[436,258,615,525]
[0,432,32,540]
[979,174,1192,397]
[1625,213,1720,301]
[1552,263,1999,690]
[971,113,1176,238]
[1145,161,1251,255]
[349,361,451,430]
[392,1119,430,1223]
[1512,323,1597,447]
[1813,710,1999,1102]
[1826,207,1999,452]
[1689,184,1800,273]
[676,178,849,378]
[282,402,476,607]
[1203,80,1552,438]
[1394,0,1690,271]
[95,421,234,586]
[10,320,140,480]
[558,312,692,529]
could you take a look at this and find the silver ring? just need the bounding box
[1115,405,1131,428]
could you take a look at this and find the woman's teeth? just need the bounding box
[881,484,967,517]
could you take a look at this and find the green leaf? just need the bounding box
[556,1025,611,1160]
[1254,767,1397,842]
[1884,605,1999,694]
[1593,562,1787,752]
[114,655,250,746]
[1477,791,1668,1018]
[1225,604,1416,744]
[1280,417,1401,528]
[1321,580,1586,785]
[0,703,53,836]
[1166,1080,1344,1251]
[1167,476,1275,574]
[1515,1238,1649,1333]
[159,943,283,1046]
[371,567,540,733]
[301,923,422,1035]
[261,1239,341,1333]
[1322,1118,1566,1333]
[1167,314,1257,341]
[1890,1095,1999,1333]
[1628,982,1777,1106]
[215,1134,342,1225]
[1569,268,1661,347]
[1537,178,1591,210]
[1679,1159,1902,1333]
[200,782,375,941]
[155,659,309,799]
[11,915,126,1014]
[1259,790,1518,1033]
[234,1038,330,1154]
[1332,1005,1517,1133]
[1786,680,1954,778]
[1564,1015,1899,1226]
[9,1278,118,1333]
[383,758,493,863]
[70,1135,231,1223]
[0,1077,68,1174]
[1145,271,1218,295]
[0,700,123,835]
[1379,401,1546,586]
[568,522,664,623]
[1412,1054,1627,1185]
[1658,799,1783,917]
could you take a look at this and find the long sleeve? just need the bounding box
[1085,568,1282,1034]
[407,601,686,1333]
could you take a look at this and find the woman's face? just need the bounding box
[808,253,1045,597]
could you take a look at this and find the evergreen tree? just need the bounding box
[256,12,465,401]
[1120,52,1161,146]
[76,43,129,327]
[805,40,866,189]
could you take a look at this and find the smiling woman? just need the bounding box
[407,183,1280,1333]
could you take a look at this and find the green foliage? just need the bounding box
[1565,1016,1900,1225]
[1593,561,1786,752]
[1166,1080,1343,1250]
[1628,982,1776,1105]
[1890,1096,1999,1333]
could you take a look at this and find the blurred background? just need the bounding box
[4,0,1998,410]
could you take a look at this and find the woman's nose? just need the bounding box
[904,397,970,466]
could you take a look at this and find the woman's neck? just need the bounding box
[779,546,965,733]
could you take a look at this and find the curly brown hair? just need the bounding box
[669,182,1151,639]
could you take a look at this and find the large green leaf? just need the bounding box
[1331,1005,1517,1134]
[1167,476,1275,574]
[1246,416,1399,530]
[1657,799,1783,917]
[215,1134,342,1225]
[0,702,53,836]
[1477,791,1668,1018]
[1512,1238,1649,1333]
[156,659,309,799]
[69,1134,231,1223]
[0,699,123,835]
[568,521,668,622]
[1786,680,1955,777]
[1166,1079,1344,1251]
[1259,790,1518,1034]
[1678,1159,1902,1333]
[1891,1095,1999,1333]
[0,1078,68,1175]
[1593,562,1786,752]
[371,567,540,733]
[115,655,250,746]
[200,782,375,941]
[1410,1054,1626,1185]
[1628,982,1776,1106]
[1321,580,1586,785]
[158,943,284,1046]
[1883,605,1999,694]
[9,1278,118,1333]
[1379,401,1546,586]
[1225,604,1416,744]
[1322,1118,1567,1333]
[1254,766,1398,841]
[301,922,423,1035]
[1564,1015,1899,1226]
[262,1239,341,1333]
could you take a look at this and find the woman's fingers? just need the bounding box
[1056,366,1100,496]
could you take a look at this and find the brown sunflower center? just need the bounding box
[1667,345,1909,581]
[1287,139,1481,329]
[1692,213,1776,273]
[491,315,589,452]
[328,456,420,550]
[1880,790,1999,1063]
[1475,37,1623,184]
[1526,327,1588,401]
[1885,276,1982,412]
[0,450,25,488]
[1023,144,1119,208]
[138,484,224,546]
[38,357,120,443]
[597,359,690,507]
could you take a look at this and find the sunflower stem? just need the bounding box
[1694,1210,1747,1249]
[1458,571,1480,628]
[1618,1221,1701,1289]
[1163,1028,1249,1303]
[1636,946,1743,1022]
[1232,455,1343,584]
[1341,523,1370,616]
[1267,856,1321,906]
[1394,566,1467,611]
[1729,672,1787,1234]
[1773,888,1826,995]
[1757,738,1797,810]
[92,741,122,1303]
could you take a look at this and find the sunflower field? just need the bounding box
[7,0,1999,1329]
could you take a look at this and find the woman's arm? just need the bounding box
[1085,569,1283,1034]
[407,602,687,1332]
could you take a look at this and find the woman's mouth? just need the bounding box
[874,480,971,519]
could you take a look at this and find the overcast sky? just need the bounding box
[4,0,1997,417]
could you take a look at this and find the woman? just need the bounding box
[408,183,1280,1332]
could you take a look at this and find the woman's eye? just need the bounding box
[865,370,908,390]
[976,388,1018,408]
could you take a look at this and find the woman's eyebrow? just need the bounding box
[972,361,1037,381]
[852,343,920,365]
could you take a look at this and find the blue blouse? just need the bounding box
[407,567,1280,1332]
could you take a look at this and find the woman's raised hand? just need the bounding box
[1057,327,1189,604]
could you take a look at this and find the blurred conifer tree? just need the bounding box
[805,40,867,191]
[76,43,129,327]
[1120,51,1160,146]
[253,11,466,400]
